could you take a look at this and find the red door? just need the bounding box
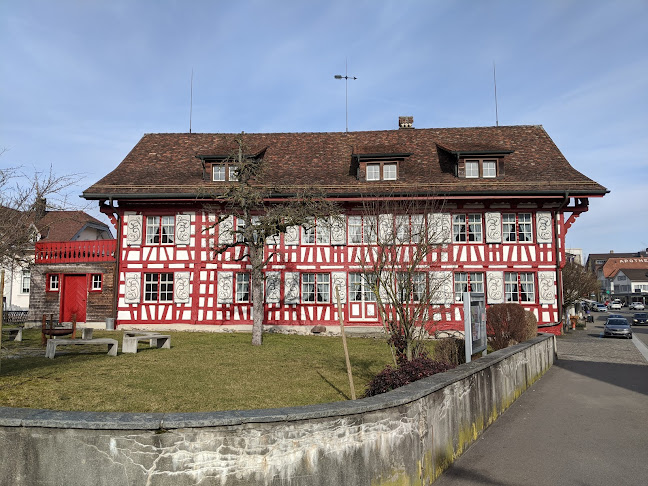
[61,275,87,322]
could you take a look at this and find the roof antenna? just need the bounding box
[493,62,499,127]
[189,68,193,133]
[334,59,357,133]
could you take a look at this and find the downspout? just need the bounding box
[108,197,121,328]
[555,192,570,331]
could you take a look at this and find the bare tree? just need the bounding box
[357,198,452,363]
[562,261,599,312]
[203,136,339,346]
[0,156,82,269]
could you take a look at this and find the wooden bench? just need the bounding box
[122,332,171,354]
[45,338,118,359]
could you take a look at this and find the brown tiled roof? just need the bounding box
[37,211,110,241]
[83,125,607,199]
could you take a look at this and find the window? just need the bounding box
[452,214,482,243]
[213,165,225,181]
[396,272,426,303]
[365,162,399,181]
[465,161,479,178]
[483,161,497,178]
[366,164,381,181]
[349,273,376,302]
[301,218,330,245]
[212,163,239,182]
[347,215,377,245]
[464,159,498,178]
[91,274,102,291]
[454,272,484,301]
[144,273,174,303]
[505,272,535,303]
[21,269,30,294]
[383,163,397,180]
[146,216,175,245]
[503,213,533,243]
[302,274,330,303]
[236,273,250,303]
[48,274,59,291]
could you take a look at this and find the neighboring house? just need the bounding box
[23,210,115,324]
[601,257,648,305]
[585,249,648,289]
[565,248,583,266]
[82,119,607,335]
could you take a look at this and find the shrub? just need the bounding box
[363,357,455,397]
[433,337,466,366]
[386,320,429,365]
[487,303,538,351]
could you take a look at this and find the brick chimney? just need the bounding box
[398,116,413,129]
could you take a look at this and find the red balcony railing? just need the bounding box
[35,240,117,264]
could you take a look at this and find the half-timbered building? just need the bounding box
[83,119,607,335]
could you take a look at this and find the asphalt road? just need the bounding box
[434,322,648,486]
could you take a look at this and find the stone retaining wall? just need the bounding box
[0,334,555,485]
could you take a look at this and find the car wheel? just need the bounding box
[628,334,633,339]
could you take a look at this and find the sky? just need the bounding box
[1,0,647,260]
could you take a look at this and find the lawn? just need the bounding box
[0,328,398,413]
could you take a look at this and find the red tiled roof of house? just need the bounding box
[83,125,607,199]
[37,211,109,241]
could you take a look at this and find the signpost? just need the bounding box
[463,292,487,363]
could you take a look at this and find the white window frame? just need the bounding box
[144,273,174,303]
[49,274,59,291]
[383,163,397,180]
[91,274,102,291]
[213,165,226,181]
[518,213,533,242]
[465,161,479,178]
[21,269,30,294]
[483,160,497,178]
[236,273,251,303]
[366,164,380,181]
[146,216,175,245]
[349,273,377,302]
[502,214,517,243]
[302,273,330,303]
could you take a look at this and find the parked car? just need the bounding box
[603,318,632,339]
[609,301,622,310]
[629,302,645,310]
[633,313,648,325]
[594,303,608,312]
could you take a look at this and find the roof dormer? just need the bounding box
[352,149,412,182]
[437,144,514,179]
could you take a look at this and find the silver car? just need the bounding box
[603,318,632,339]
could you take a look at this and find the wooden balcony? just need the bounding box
[35,240,117,264]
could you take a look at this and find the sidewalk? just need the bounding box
[434,328,648,486]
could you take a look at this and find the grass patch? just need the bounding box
[0,329,396,413]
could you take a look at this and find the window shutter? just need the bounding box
[174,272,191,303]
[175,214,191,246]
[217,271,233,304]
[428,213,451,244]
[332,272,347,304]
[126,215,143,246]
[497,159,505,176]
[284,272,300,304]
[266,272,281,303]
[485,212,502,243]
[486,271,504,304]
[457,159,466,178]
[124,272,141,304]
[378,214,394,243]
[536,212,553,243]
[218,216,234,245]
[430,271,453,304]
[538,271,556,304]
[330,215,346,246]
[284,225,299,246]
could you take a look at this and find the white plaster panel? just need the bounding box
[485,212,502,243]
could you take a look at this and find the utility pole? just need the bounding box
[334,60,357,133]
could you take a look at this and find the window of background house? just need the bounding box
[91,274,102,291]
[21,269,30,294]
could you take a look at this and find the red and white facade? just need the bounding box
[85,124,606,336]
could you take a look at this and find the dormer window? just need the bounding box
[440,145,512,180]
[212,164,238,182]
[465,159,498,178]
[353,151,411,182]
[466,161,479,178]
